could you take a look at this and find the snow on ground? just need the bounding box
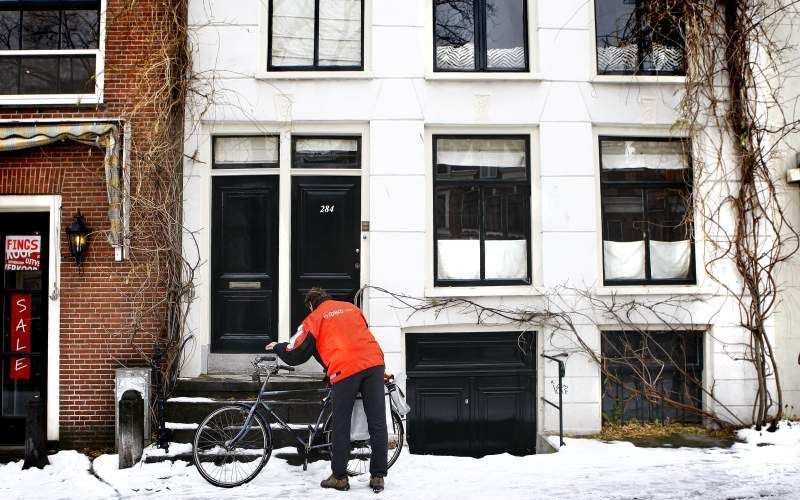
[2,422,800,499]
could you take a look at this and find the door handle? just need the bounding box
[355,248,360,254]
[355,262,360,270]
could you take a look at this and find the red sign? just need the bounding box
[9,293,32,381]
[5,235,41,271]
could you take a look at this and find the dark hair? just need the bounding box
[304,287,331,310]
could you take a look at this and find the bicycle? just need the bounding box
[192,355,405,488]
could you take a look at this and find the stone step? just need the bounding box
[165,399,324,425]
[172,374,326,399]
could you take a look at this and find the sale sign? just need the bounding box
[5,235,41,271]
[9,293,32,381]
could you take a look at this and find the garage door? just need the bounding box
[406,332,536,457]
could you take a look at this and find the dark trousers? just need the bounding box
[330,365,388,478]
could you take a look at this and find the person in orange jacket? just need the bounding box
[266,287,387,493]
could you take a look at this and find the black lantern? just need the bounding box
[66,211,91,265]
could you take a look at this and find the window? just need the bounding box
[268,0,363,71]
[291,136,360,168]
[434,0,528,72]
[600,137,694,285]
[433,136,531,286]
[602,330,703,423]
[213,136,280,169]
[594,0,684,75]
[0,1,100,96]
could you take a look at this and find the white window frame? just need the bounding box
[424,126,543,297]
[257,0,373,80]
[424,0,541,81]
[589,0,686,84]
[0,0,106,106]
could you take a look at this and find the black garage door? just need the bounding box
[406,332,536,457]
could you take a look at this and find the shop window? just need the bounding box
[600,137,694,285]
[268,0,363,71]
[434,0,528,72]
[594,0,684,75]
[212,136,280,169]
[602,330,704,423]
[433,136,531,286]
[0,1,100,95]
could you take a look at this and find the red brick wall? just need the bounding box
[0,0,176,447]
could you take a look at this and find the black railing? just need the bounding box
[541,353,567,447]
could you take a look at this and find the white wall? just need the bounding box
[182,0,794,433]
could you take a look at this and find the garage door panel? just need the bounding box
[476,387,535,455]
[408,380,471,455]
[407,332,534,372]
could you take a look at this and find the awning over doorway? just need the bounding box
[0,123,125,256]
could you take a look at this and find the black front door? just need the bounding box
[1,212,49,445]
[211,176,279,353]
[406,332,536,457]
[291,177,361,332]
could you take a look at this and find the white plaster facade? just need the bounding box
[182,0,800,436]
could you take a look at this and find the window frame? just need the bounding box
[592,0,685,78]
[266,0,365,72]
[211,135,281,170]
[598,135,696,286]
[0,0,105,105]
[291,135,362,169]
[432,0,530,74]
[432,134,533,287]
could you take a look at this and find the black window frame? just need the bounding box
[601,329,704,424]
[267,0,365,72]
[0,0,101,96]
[599,135,696,286]
[432,0,530,73]
[212,135,281,170]
[291,135,361,169]
[593,0,685,76]
[433,134,532,287]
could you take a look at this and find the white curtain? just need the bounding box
[485,240,527,280]
[437,239,480,280]
[437,138,526,167]
[271,0,315,66]
[319,0,362,66]
[214,136,279,164]
[650,240,691,279]
[601,140,689,170]
[603,240,645,280]
[295,138,358,153]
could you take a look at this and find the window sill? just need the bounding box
[255,71,373,80]
[425,285,540,298]
[595,284,717,297]
[0,94,102,107]
[425,71,543,82]
[591,75,686,85]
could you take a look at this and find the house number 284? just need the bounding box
[320,204,335,213]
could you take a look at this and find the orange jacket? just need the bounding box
[290,300,384,384]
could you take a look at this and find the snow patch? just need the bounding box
[0,450,116,500]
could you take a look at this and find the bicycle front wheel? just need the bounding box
[324,409,405,476]
[193,405,272,487]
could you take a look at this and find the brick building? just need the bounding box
[0,0,179,448]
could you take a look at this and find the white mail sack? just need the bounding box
[389,387,411,416]
[350,397,370,441]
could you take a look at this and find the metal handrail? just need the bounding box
[541,353,567,447]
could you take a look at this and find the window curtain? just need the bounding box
[603,240,645,280]
[600,140,688,170]
[437,239,479,280]
[437,138,526,167]
[485,240,527,279]
[271,0,361,67]
[295,138,358,153]
[214,136,279,164]
[0,123,124,254]
[649,240,691,279]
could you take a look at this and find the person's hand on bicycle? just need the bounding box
[384,372,394,382]
[265,341,277,352]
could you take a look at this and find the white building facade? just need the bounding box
[182,0,800,454]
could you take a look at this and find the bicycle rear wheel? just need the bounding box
[324,409,404,476]
[193,405,272,487]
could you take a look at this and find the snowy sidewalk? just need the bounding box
[2,423,799,500]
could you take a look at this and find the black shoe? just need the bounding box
[369,475,385,493]
[320,474,350,491]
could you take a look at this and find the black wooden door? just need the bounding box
[290,177,361,332]
[0,212,49,445]
[211,176,279,353]
[406,332,536,457]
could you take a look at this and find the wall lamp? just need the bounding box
[66,211,91,265]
